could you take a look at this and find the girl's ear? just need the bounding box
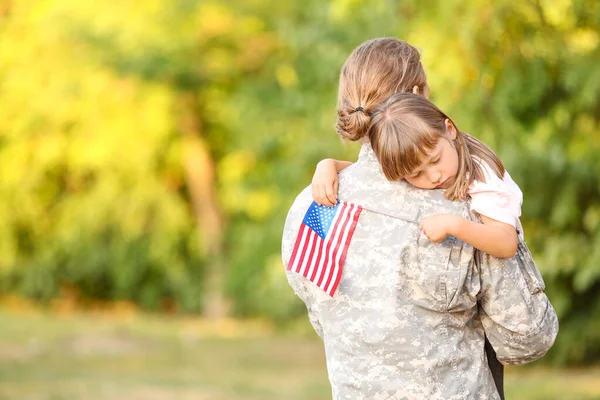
[444,118,457,140]
[412,85,420,95]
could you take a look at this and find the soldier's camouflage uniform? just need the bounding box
[282,143,559,400]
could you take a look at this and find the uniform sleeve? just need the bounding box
[476,243,559,366]
[469,163,523,228]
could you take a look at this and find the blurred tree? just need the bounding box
[0,1,205,312]
[43,0,285,317]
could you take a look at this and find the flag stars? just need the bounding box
[304,201,340,239]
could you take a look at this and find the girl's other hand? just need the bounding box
[419,214,461,242]
[311,159,339,207]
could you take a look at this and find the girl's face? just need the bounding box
[403,121,459,190]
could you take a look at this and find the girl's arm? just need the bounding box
[420,214,518,259]
[311,158,353,207]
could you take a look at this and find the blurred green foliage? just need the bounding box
[0,0,598,364]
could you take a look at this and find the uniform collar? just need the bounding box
[357,142,379,163]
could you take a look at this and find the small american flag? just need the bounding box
[287,200,362,296]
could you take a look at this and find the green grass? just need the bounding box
[0,311,598,400]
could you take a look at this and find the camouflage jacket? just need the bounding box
[282,143,558,400]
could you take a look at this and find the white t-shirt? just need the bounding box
[469,159,524,237]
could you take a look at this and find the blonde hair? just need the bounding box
[369,93,505,201]
[336,38,427,141]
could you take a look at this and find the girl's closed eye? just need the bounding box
[431,157,441,164]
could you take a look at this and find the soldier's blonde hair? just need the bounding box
[335,38,427,142]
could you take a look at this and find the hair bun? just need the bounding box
[336,104,371,141]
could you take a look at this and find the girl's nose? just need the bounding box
[429,170,442,184]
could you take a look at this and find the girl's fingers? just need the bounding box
[323,194,335,206]
[314,184,334,207]
[325,188,337,205]
[311,184,318,201]
[313,181,338,207]
[333,180,339,201]
[312,184,323,204]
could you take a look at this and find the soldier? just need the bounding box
[282,38,558,400]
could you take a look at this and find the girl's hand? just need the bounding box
[311,159,339,207]
[419,214,461,242]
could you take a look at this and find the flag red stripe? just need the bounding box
[309,237,325,281]
[287,224,307,270]
[300,232,318,277]
[304,232,320,278]
[326,203,360,294]
[317,202,350,289]
[295,228,313,273]
[328,205,362,295]
[322,203,354,292]
[311,227,329,284]
[316,205,346,287]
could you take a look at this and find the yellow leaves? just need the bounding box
[536,0,598,56]
[198,3,235,39]
[204,47,237,77]
[202,87,238,126]
[236,16,277,69]
[219,151,255,185]
[239,32,279,72]
[48,0,170,48]
[218,150,279,220]
[197,2,278,74]
[34,132,67,168]
[276,64,298,89]
[0,4,173,181]
[540,0,574,29]
[264,253,285,284]
[519,41,536,59]
[219,151,279,220]
[197,5,278,75]
[408,28,473,106]
[328,0,367,23]
[568,29,599,55]
[220,185,280,221]
[59,73,173,172]
[238,15,266,35]
[246,188,280,220]
[481,73,495,89]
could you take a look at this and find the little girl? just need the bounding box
[312,92,523,259]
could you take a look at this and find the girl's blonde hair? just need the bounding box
[369,93,505,201]
[336,38,427,141]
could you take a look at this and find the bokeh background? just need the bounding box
[1,0,599,399]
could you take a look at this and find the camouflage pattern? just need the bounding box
[282,143,558,400]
